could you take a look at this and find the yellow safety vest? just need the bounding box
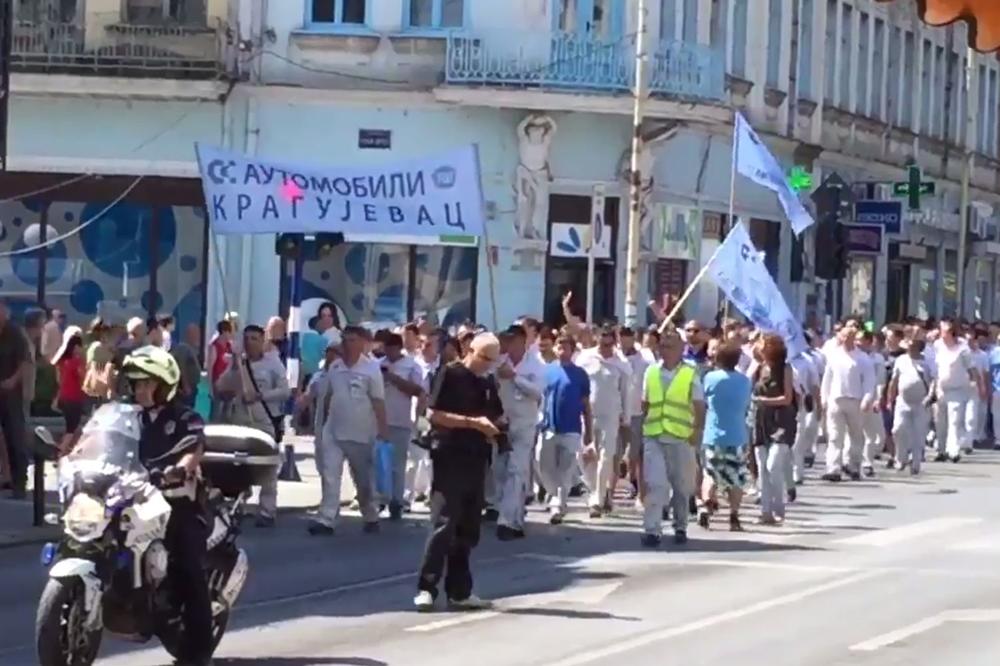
[643,363,696,440]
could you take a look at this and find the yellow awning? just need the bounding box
[877,0,1000,52]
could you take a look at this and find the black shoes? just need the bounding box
[674,531,688,545]
[482,508,500,522]
[640,534,662,548]
[787,487,797,503]
[729,514,744,532]
[496,525,525,541]
[821,472,842,482]
[307,522,334,536]
[388,502,403,521]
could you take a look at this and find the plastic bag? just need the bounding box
[375,439,394,498]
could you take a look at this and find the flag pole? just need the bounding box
[723,116,738,322]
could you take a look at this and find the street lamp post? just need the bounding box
[623,0,649,328]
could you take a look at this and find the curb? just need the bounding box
[0,527,61,551]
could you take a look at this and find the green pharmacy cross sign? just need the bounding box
[893,165,936,210]
[788,167,813,192]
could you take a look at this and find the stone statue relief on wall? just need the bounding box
[513,113,557,248]
[618,143,657,256]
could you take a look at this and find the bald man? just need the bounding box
[414,333,505,612]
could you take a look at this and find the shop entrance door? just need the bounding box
[886,262,910,323]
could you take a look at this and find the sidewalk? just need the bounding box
[0,435,343,549]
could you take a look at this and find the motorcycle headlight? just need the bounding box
[63,494,108,543]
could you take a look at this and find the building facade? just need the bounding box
[3,0,1000,336]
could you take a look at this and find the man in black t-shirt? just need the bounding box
[414,333,504,612]
[0,300,31,497]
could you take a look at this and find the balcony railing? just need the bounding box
[11,14,228,79]
[446,31,725,102]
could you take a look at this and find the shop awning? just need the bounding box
[877,0,1000,52]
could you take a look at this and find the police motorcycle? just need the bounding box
[34,403,280,666]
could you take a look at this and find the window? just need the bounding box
[766,0,782,88]
[933,46,945,138]
[682,0,697,42]
[856,12,869,116]
[902,31,915,128]
[311,0,367,25]
[16,0,78,22]
[0,181,208,333]
[871,18,885,119]
[709,0,727,52]
[988,68,999,156]
[660,0,677,41]
[887,27,901,124]
[289,242,477,326]
[798,0,814,99]
[731,0,748,78]
[406,0,464,29]
[824,0,837,103]
[125,0,206,25]
[920,40,932,134]
[839,3,852,108]
[848,258,875,321]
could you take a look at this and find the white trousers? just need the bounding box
[497,421,538,530]
[405,444,432,501]
[583,416,619,509]
[965,394,987,444]
[893,404,927,474]
[756,443,789,519]
[862,409,885,467]
[936,390,970,457]
[825,397,865,474]
[791,406,818,484]
[537,432,582,514]
[315,436,378,528]
[641,438,697,536]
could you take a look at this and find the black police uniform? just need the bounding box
[139,400,214,664]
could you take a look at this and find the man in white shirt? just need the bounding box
[575,327,630,518]
[615,327,649,502]
[380,333,425,519]
[789,346,821,487]
[495,324,546,540]
[858,330,887,476]
[933,320,976,462]
[821,323,877,481]
[887,340,934,475]
[310,326,388,534]
[965,330,990,448]
[802,331,826,467]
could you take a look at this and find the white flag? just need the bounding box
[734,113,815,235]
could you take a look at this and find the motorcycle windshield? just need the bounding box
[58,403,146,499]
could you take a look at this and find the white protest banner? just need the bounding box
[195,143,486,237]
[708,222,807,357]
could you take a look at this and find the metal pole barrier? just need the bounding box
[32,455,45,527]
[278,238,304,482]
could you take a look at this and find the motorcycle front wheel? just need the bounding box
[158,610,229,660]
[36,578,103,666]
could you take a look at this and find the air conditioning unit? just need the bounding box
[874,184,894,201]
[968,205,988,240]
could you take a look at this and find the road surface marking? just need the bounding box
[546,571,879,666]
[240,554,523,611]
[406,582,622,633]
[835,517,981,546]
[850,609,1000,651]
[949,534,1000,552]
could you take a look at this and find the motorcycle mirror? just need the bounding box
[34,426,56,448]
[32,427,60,461]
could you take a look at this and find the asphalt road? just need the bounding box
[3,450,1000,666]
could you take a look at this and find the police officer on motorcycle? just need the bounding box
[122,346,214,666]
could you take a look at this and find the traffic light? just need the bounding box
[275,233,344,259]
[812,173,851,281]
[814,220,848,280]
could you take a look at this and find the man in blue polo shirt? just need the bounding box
[537,333,593,525]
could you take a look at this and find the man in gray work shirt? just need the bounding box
[309,325,388,535]
[215,324,290,527]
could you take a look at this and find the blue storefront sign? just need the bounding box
[845,223,883,255]
[855,200,903,234]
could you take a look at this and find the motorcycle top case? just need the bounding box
[202,424,281,496]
